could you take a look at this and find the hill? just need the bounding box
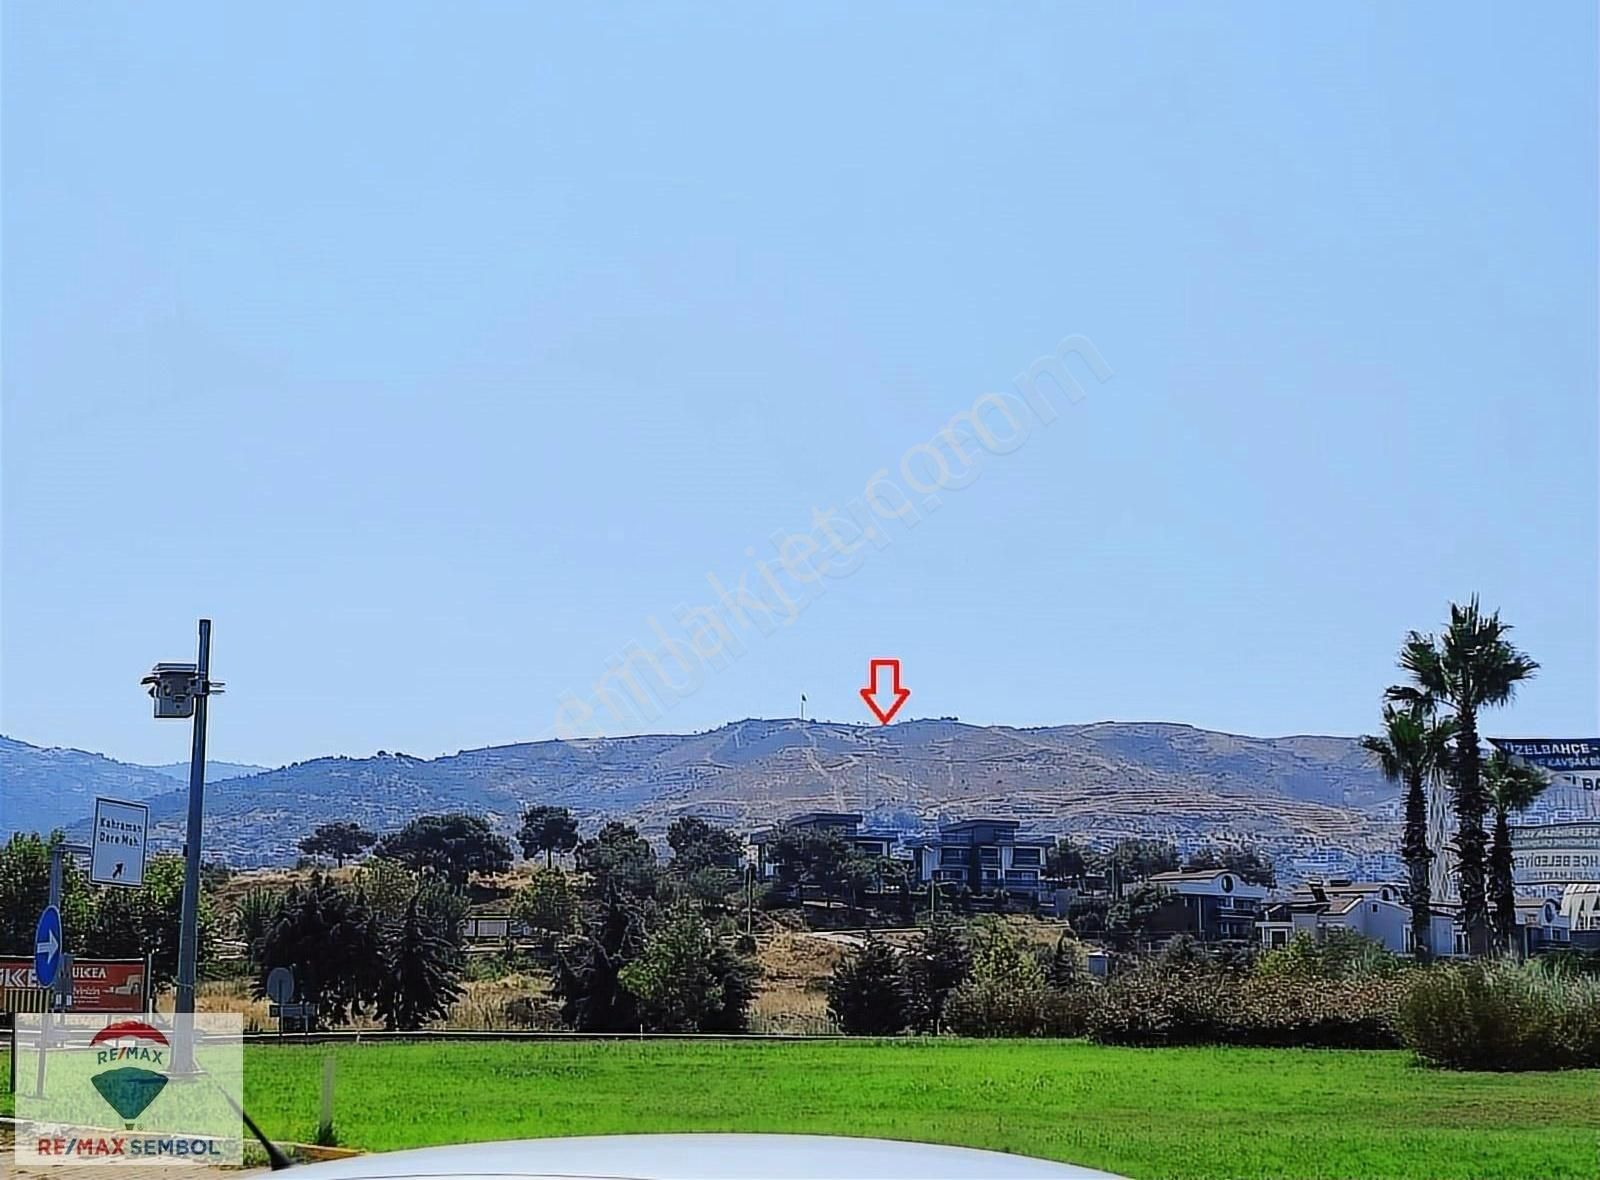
[8,718,1407,878]
[1,736,190,837]
[142,760,272,784]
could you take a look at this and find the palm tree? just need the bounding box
[1362,703,1458,959]
[1484,750,1550,953]
[1387,597,1538,955]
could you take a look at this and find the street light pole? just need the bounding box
[172,620,211,1066]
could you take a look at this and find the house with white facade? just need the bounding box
[1257,879,1452,956]
[1143,868,1268,942]
[1515,896,1572,954]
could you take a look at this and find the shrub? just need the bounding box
[942,925,1055,1037]
[618,906,758,1032]
[1397,957,1600,1071]
[1087,964,1407,1048]
[1256,929,1403,982]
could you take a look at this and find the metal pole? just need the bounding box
[34,846,63,1097]
[173,619,211,1073]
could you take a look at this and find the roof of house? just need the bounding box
[1149,869,1251,884]
[939,818,1022,833]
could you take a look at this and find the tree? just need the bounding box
[1046,838,1088,884]
[1389,598,1538,954]
[665,816,743,874]
[0,832,93,957]
[511,868,578,937]
[298,821,377,867]
[1182,845,1277,888]
[374,813,512,886]
[375,892,464,1030]
[764,826,851,903]
[106,854,215,985]
[826,937,906,1034]
[1105,883,1174,950]
[1047,934,1091,990]
[877,856,918,918]
[618,906,758,1032]
[1066,894,1109,938]
[1362,702,1458,959]
[354,856,468,941]
[1106,838,1179,885]
[836,852,881,917]
[576,821,659,901]
[902,918,971,1033]
[255,875,384,1026]
[1484,750,1550,951]
[517,806,580,868]
[232,888,285,972]
[942,925,1053,1037]
[551,890,650,1032]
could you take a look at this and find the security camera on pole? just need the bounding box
[141,619,223,1074]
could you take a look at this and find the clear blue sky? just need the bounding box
[3,3,1595,768]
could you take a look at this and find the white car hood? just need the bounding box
[285,1133,1125,1180]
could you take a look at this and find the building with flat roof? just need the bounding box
[747,812,902,880]
[908,818,1054,897]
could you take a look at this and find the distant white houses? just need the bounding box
[1255,878,1574,957]
[1256,879,1444,956]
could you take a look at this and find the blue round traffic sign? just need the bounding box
[34,904,63,988]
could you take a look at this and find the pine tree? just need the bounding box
[376,893,464,1030]
[902,918,971,1033]
[826,937,907,1035]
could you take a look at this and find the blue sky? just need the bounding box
[3,3,1595,768]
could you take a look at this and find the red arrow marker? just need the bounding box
[859,658,911,725]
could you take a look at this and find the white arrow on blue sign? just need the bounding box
[34,904,63,988]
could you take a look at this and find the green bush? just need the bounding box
[1397,957,1600,1071]
[942,926,1055,1037]
[1087,965,1406,1048]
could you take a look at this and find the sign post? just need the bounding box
[33,887,62,1098]
[90,798,149,888]
[33,906,62,991]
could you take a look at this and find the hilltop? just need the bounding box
[5,719,1404,876]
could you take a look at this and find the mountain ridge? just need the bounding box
[5,719,1406,880]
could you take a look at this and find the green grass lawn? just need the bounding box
[6,1040,1598,1179]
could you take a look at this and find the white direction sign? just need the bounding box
[90,797,149,887]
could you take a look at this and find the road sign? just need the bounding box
[268,1002,315,1018]
[90,797,150,887]
[265,966,295,1004]
[34,906,62,989]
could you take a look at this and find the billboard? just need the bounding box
[1490,738,1600,825]
[1510,823,1600,886]
[1488,739,1600,891]
[0,958,148,1014]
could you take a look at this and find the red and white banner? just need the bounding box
[0,958,147,1012]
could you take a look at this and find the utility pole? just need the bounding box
[175,619,211,1063]
[143,619,221,1075]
